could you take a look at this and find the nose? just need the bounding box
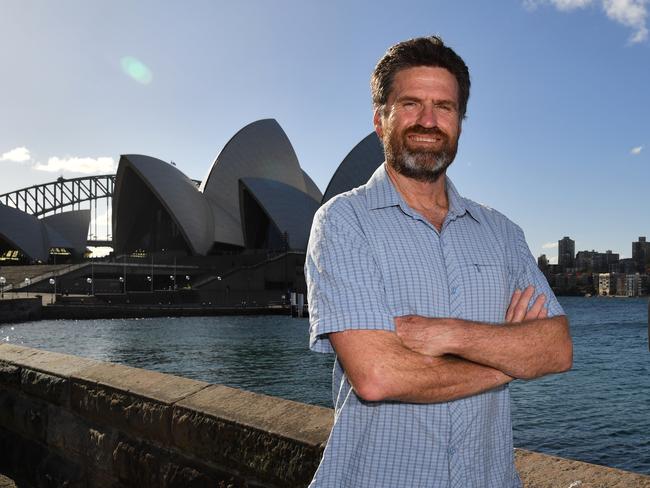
[417,104,437,128]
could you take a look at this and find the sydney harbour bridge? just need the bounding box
[0,175,115,247]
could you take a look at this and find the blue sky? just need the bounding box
[1,0,648,260]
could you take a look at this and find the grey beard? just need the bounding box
[389,149,452,183]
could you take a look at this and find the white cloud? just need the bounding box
[525,0,648,43]
[33,156,117,174]
[603,0,649,42]
[542,242,559,249]
[630,145,643,154]
[0,146,31,163]
[552,0,594,11]
[524,0,594,10]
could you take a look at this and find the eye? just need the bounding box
[401,101,419,111]
[435,102,457,113]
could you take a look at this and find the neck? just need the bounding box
[385,163,449,213]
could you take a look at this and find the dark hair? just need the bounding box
[371,36,470,119]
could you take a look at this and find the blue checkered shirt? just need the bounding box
[305,164,564,488]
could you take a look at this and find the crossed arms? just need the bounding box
[329,286,573,404]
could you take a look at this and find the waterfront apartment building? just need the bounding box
[590,272,648,296]
[575,250,619,273]
[623,273,650,297]
[558,237,575,271]
[597,273,612,296]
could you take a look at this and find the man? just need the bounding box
[305,36,572,487]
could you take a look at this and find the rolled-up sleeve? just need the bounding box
[512,224,565,318]
[305,202,394,353]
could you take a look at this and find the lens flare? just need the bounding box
[120,56,153,85]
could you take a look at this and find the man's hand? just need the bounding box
[395,286,546,356]
[394,315,459,357]
[505,285,547,322]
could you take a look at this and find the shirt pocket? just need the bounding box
[456,262,510,323]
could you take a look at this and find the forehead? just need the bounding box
[388,66,459,102]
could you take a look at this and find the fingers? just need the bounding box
[506,286,549,323]
[525,293,546,320]
[511,285,534,322]
[505,289,522,322]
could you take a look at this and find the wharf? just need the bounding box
[0,297,308,323]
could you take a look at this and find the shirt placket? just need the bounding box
[440,217,469,487]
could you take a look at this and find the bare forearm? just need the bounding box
[383,354,513,403]
[451,316,573,379]
[330,330,512,404]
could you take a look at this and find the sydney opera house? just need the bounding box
[0,119,384,304]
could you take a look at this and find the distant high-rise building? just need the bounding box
[632,236,650,272]
[537,254,548,271]
[576,249,619,273]
[616,258,637,274]
[558,236,575,271]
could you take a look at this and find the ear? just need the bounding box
[373,109,384,139]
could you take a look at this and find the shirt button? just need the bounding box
[451,287,458,294]
[449,448,456,455]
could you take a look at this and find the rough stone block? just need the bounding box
[0,362,20,389]
[112,438,165,487]
[46,404,118,469]
[69,362,209,446]
[37,450,85,488]
[112,436,255,488]
[46,405,87,460]
[174,385,332,447]
[71,381,173,445]
[172,385,331,486]
[20,368,69,405]
[0,390,16,431]
[0,391,48,443]
[0,427,49,487]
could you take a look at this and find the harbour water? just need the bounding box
[2,297,648,475]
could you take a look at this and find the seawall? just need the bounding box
[1,344,648,488]
[0,298,42,324]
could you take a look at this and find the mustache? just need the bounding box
[404,126,448,138]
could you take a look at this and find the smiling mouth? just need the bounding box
[408,135,442,143]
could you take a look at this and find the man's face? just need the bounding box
[374,66,461,183]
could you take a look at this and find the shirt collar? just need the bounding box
[366,163,480,224]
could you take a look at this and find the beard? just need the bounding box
[383,124,458,183]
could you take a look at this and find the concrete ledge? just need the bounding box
[0,343,648,487]
[514,449,650,488]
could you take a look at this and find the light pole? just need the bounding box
[146,275,152,293]
[24,277,31,298]
[86,277,93,296]
[119,276,125,294]
[0,276,5,300]
[169,274,175,290]
[49,278,56,304]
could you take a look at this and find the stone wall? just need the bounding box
[0,344,648,488]
[0,298,41,324]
